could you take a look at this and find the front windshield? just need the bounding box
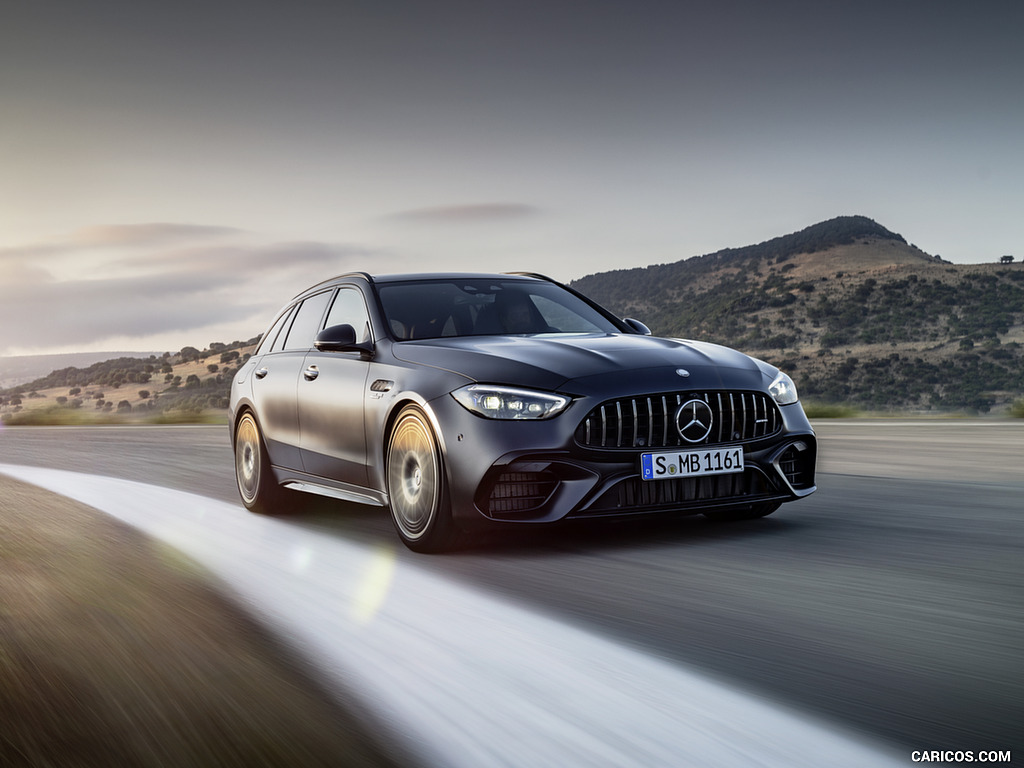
[376,279,623,341]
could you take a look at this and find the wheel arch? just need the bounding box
[230,400,259,449]
[383,395,448,456]
[381,395,453,491]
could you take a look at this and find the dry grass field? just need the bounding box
[1,346,257,425]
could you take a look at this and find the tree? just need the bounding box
[179,346,201,363]
[139,390,151,400]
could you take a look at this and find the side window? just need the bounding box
[283,291,332,351]
[270,305,297,353]
[324,287,372,344]
[256,305,296,355]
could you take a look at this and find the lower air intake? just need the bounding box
[487,471,558,517]
[776,443,814,490]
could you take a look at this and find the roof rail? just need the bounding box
[291,271,374,299]
[503,272,557,283]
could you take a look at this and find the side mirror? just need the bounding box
[314,324,372,354]
[623,317,652,336]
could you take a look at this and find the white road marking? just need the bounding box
[1,464,903,768]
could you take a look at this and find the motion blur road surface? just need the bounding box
[1,420,1021,754]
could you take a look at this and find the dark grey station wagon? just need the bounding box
[230,272,816,552]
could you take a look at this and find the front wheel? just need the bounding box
[386,405,461,553]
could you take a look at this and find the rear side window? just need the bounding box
[283,292,332,351]
[255,305,296,355]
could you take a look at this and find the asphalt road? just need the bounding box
[1,420,1021,756]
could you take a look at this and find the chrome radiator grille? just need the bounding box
[574,391,781,449]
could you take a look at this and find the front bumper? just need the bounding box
[433,394,816,527]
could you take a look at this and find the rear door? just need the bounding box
[251,291,332,469]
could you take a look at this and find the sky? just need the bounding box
[2,0,1022,356]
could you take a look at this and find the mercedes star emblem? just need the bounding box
[675,399,714,443]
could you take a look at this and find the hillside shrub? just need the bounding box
[803,403,861,419]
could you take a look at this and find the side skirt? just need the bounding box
[272,467,387,507]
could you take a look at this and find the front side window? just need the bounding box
[324,287,372,344]
[283,291,332,351]
[376,279,622,341]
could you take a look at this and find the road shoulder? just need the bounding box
[0,474,404,768]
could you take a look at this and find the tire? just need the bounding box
[234,412,284,514]
[386,405,460,553]
[702,502,781,522]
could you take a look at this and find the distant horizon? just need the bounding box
[2,214,1019,365]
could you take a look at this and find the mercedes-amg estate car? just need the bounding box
[230,272,816,552]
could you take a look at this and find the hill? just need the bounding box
[3,216,1022,418]
[0,351,162,389]
[0,339,258,424]
[571,216,1024,413]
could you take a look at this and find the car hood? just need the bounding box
[390,333,766,393]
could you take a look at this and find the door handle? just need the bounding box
[254,367,269,379]
[303,365,320,381]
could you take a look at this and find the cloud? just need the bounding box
[247,241,380,272]
[0,272,241,352]
[386,203,542,224]
[91,240,389,315]
[99,240,374,278]
[0,242,75,262]
[0,261,55,284]
[70,223,244,248]
[0,225,391,355]
[0,223,244,264]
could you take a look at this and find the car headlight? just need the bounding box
[452,384,571,420]
[768,371,799,406]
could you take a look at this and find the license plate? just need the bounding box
[641,446,744,481]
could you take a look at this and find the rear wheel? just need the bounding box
[703,502,781,522]
[234,412,283,514]
[386,405,460,553]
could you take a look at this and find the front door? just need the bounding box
[297,286,374,486]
